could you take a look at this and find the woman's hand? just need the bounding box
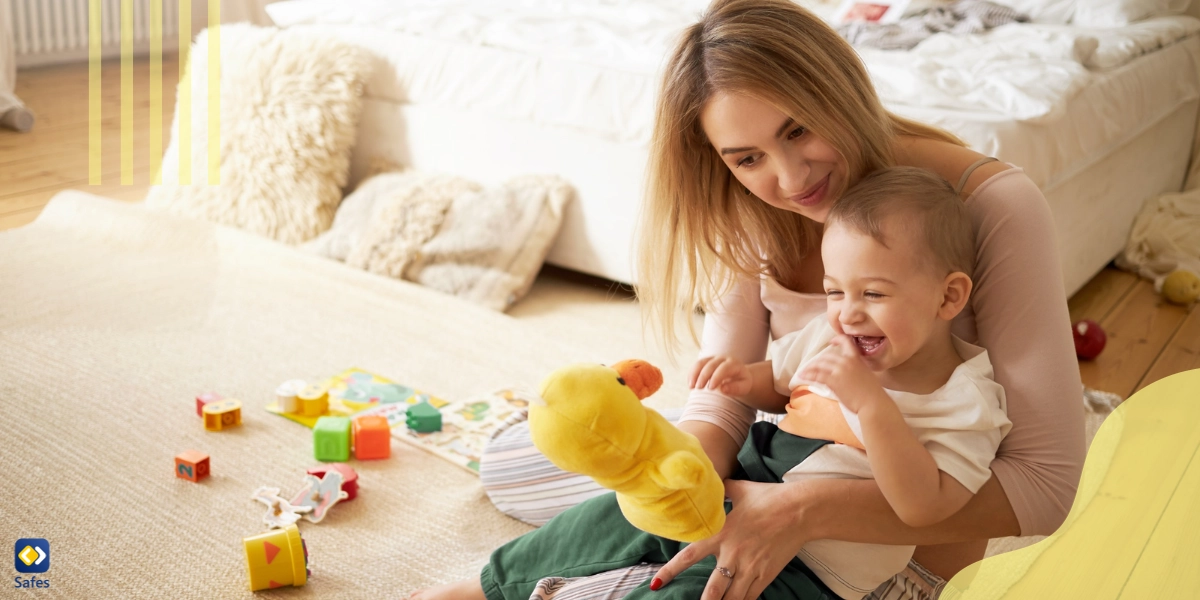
[651,479,813,600]
[691,355,754,398]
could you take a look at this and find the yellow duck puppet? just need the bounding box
[529,359,725,542]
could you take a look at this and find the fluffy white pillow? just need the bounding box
[145,25,372,244]
[1074,0,1192,26]
[306,170,573,311]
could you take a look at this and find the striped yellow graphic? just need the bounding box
[88,0,101,185]
[88,0,220,187]
[208,0,220,185]
[121,0,133,185]
[178,0,192,185]
[150,0,163,185]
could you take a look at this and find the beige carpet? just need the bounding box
[0,191,697,598]
[0,191,1108,597]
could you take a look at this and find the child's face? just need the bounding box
[821,219,949,372]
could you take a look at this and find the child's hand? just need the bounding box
[797,335,888,413]
[690,356,753,398]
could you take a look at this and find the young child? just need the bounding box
[690,165,1011,598]
[411,167,1011,600]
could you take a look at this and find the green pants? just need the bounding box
[481,423,837,600]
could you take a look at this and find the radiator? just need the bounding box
[11,0,182,67]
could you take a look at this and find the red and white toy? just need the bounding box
[1072,319,1107,360]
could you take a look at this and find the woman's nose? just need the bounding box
[777,161,811,197]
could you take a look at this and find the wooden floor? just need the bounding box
[2,57,1197,398]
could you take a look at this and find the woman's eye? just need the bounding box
[788,126,807,140]
[865,292,884,299]
[826,290,843,297]
[737,155,757,168]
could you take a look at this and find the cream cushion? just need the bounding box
[145,24,372,244]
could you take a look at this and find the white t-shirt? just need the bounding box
[767,317,1012,599]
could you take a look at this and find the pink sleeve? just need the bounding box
[965,170,1086,537]
[677,275,767,447]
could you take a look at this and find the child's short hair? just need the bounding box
[827,166,975,279]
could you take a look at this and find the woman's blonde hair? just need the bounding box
[636,0,963,349]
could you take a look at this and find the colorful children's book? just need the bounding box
[266,368,535,473]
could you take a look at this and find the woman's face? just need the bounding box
[700,92,847,223]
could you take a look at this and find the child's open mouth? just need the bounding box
[854,336,886,356]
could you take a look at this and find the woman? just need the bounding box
[480,1,1084,598]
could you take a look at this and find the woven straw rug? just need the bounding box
[0,191,695,598]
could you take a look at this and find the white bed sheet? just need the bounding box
[268,0,1200,192]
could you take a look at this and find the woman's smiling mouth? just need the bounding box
[789,173,830,207]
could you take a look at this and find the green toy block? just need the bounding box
[313,416,351,462]
[405,401,442,433]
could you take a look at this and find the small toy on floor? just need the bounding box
[298,384,330,417]
[251,486,313,528]
[290,470,349,523]
[314,416,352,462]
[530,359,725,543]
[174,450,210,482]
[195,392,222,417]
[275,379,307,414]
[405,401,443,433]
[243,523,309,591]
[353,415,391,459]
[1073,319,1107,360]
[307,464,358,500]
[203,398,243,431]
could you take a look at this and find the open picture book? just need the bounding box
[266,368,536,472]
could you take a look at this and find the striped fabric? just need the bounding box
[479,409,946,599]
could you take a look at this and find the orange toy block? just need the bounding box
[203,399,243,431]
[175,450,210,482]
[353,415,391,460]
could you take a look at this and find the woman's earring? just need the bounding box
[743,186,752,196]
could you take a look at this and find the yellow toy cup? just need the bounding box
[243,524,309,591]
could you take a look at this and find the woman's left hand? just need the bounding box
[650,478,813,599]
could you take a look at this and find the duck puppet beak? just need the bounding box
[611,359,663,401]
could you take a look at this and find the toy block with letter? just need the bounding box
[313,416,351,462]
[175,450,210,482]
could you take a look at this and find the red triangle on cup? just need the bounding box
[269,580,282,588]
[263,541,280,564]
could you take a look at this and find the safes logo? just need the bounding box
[14,539,49,574]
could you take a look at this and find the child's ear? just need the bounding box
[938,272,973,321]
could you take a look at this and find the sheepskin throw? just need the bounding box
[305,170,573,311]
[144,25,372,244]
[1116,188,1200,291]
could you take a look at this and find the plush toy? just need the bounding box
[529,359,725,542]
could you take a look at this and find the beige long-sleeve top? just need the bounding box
[679,167,1086,537]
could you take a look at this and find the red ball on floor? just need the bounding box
[1073,319,1107,360]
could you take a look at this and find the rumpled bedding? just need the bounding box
[266,0,1200,126]
[838,0,1029,51]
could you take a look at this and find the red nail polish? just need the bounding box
[650,577,663,591]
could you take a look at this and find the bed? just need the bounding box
[265,0,1200,296]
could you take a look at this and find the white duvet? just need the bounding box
[267,0,1200,129]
